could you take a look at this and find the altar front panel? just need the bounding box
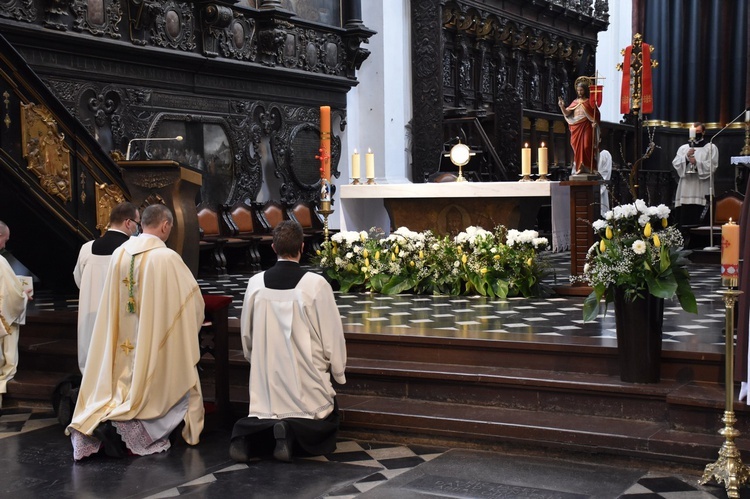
[340,182,554,235]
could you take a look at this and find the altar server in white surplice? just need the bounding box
[73,202,140,374]
[67,204,205,460]
[672,122,719,225]
[0,221,29,408]
[230,220,347,463]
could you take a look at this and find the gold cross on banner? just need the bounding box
[120,339,135,355]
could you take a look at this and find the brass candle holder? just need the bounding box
[351,178,361,185]
[519,173,532,182]
[700,287,750,498]
[318,200,334,243]
[536,172,549,182]
[366,177,376,185]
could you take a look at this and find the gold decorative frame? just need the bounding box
[95,182,126,235]
[20,102,72,202]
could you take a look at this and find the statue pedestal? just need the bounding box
[118,160,202,277]
[554,180,600,296]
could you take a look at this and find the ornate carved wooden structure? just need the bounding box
[0,0,373,285]
[410,0,610,182]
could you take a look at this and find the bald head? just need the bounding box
[0,221,8,250]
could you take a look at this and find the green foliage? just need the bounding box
[313,225,551,298]
[576,200,698,322]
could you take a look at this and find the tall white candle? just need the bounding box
[538,142,548,175]
[746,110,749,122]
[689,125,696,139]
[521,143,531,176]
[365,148,375,179]
[351,149,361,179]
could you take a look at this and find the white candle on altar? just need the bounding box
[746,110,750,122]
[538,142,548,175]
[365,148,375,179]
[521,143,531,176]
[351,149,361,180]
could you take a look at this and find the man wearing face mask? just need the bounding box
[73,202,140,375]
[672,122,719,226]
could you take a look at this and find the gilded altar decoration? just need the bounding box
[3,91,10,128]
[95,182,126,235]
[21,102,72,202]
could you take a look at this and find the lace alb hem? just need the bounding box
[112,420,171,456]
[70,429,102,461]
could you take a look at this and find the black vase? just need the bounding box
[613,287,664,383]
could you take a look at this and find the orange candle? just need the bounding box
[521,143,531,176]
[320,106,331,181]
[721,219,739,284]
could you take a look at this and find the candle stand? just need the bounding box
[700,287,750,498]
[536,173,549,182]
[366,177,376,185]
[519,174,532,182]
[351,178,361,185]
[318,200,334,243]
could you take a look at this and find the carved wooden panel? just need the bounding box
[20,102,72,202]
[0,0,36,22]
[72,0,123,38]
[94,181,125,234]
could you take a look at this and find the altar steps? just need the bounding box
[6,312,748,466]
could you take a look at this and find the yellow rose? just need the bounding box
[391,253,396,262]
[493,254,501,260]
[662,218,668,228]
[644,222,652,237]
[461,254,468,264]
[410,261,415,267]
[316,249,321,255]
[653,234,661,247]
[599,239,606,252]
[394,245,400,254]
[360,232,366,242]
[363,249,369,258]
[375,250,380,260]
[457,246,462,254]
[526,257,533,266]
[481,268,488,274]
[364,257,370,267]
[605,226,613,239]
[419,250,424,259]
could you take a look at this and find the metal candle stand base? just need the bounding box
[700,288,750,498]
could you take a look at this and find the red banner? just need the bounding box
[589,84,603,108]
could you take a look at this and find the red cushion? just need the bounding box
[203,294,232,312]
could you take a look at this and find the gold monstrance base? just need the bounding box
[700,288,750,498]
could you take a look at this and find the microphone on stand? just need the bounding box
[704,109,748,251]
[125,135,184,161]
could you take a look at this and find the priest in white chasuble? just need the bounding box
[0,221,29,407]
[230,220,347,463]
[67,204,205,460]
[73,201,140,374]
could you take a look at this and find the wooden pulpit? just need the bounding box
[118,160,202,277]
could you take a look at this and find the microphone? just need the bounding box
[704,109,748,250]
[125,135,184,160]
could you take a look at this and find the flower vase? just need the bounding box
[613,287,664,383]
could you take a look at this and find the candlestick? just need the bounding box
[536,142,549,182]
[351,148,361,184]
[746,110,749,122]
[365,148,375,184]
[520,143,531,182]
[320,106,331,181]
[689,125,696,140]
[721,219,739,287]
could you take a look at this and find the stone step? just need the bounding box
[336,393,744,466]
